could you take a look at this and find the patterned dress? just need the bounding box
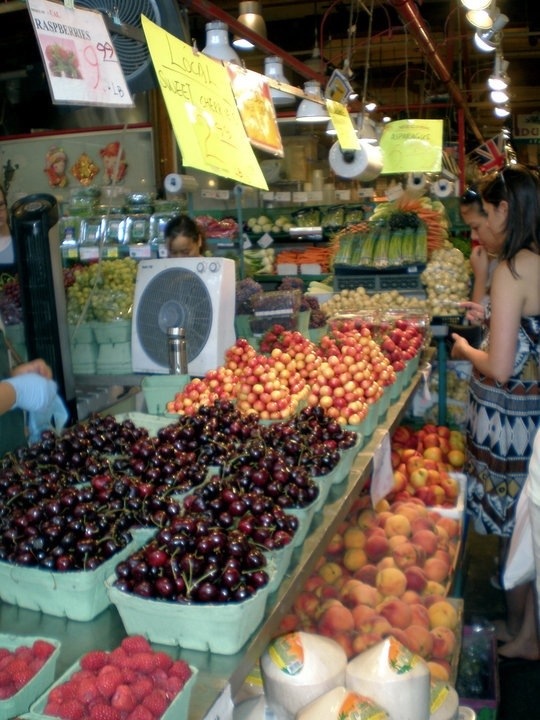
[466,313,540,536]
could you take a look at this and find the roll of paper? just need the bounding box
[433,178,455,197]
[407,173,427,193]
[328,142,382,182]
[163,173,198,196]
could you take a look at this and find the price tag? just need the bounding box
[274,192,291,202]
[28,0,133,108]
[261,192,275,201]
[101,247,119,259]
[257,233,273,248]
[201,190,231,200]
[79,246,100,261]
[129,245,152,259]
[335,189,351,201]
[306,190,323,203]
[371,431,394,508]
[293,192,308,203]
[62,248,79,259]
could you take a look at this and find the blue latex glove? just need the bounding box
[4,373,58,412]
[28,393,69,444]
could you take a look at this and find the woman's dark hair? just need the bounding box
[478,163,540,274]
[164,214,207,253]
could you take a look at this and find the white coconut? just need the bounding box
[260,632,348,720]
[345,637,430,720]
[430,680,459,720]
[296,686,390,720]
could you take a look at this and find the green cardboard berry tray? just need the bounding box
[27,658,198,720]
[105,573,272,654]
[0,634,60,719]
[0,530,151,621]
[141,374,191,415]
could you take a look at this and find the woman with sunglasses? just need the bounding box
[451,164,540,659]
[459,186,498,323]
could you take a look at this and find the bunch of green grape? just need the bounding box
[66,258,138,323]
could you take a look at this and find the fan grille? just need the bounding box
[135,267,212,368]
[75,0,161,85]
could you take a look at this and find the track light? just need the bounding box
[296,80,329,123]
[202,21,241,64]
[232,2,267,50]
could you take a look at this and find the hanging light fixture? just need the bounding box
[494,104,510,118]
[202,21,241,64]
[263,56,295,108]
[460,0,491,9]
[466,8,494,29]
[356,113,379,144]
[488,54,509,90]
[490,88,509,104]
[296,80,329,123]
[232,2,267,50]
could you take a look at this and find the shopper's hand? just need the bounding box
[469,245,490,282]
[12,358,53,380]
[450,333,471,361]
[4,373,57,412]
[459,300,485,325]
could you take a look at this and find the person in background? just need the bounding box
[451,164,540,659]
[0,349,57,455]
[0,186,14,266]
[165,214,206,258]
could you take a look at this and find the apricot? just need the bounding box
[427,600,459,630]
[376,566,407,597]
[423,557,451,584]
[403,624,434,658]
[392,541,419,570]
[427,660,451,682]
[343,547,368,572]
[384,513,412,538]
[377,597,412,630]
[365,533,390,563]
[430,626,457,660]
[317,600,355,635]
[343,526,367,550]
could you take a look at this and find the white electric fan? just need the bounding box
[131,258,236,377]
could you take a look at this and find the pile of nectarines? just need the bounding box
[388,423,466,506]
[279,495,462,681]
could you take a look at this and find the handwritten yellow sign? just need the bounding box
[141,15,268,190]
[379,119,443,174]
[326,100,358,151]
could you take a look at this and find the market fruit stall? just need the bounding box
[0,361,429,720]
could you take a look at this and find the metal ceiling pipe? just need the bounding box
[180,0,327,84]
[387,0,484,143]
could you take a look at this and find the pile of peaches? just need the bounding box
[279,495,462,681]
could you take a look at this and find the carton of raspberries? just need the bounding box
[31,635,197,720]
[0,634,60,717]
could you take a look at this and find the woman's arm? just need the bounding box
[451,261,523,383]
[0,358,55,416]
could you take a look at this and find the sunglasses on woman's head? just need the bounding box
[460,187,480,204]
